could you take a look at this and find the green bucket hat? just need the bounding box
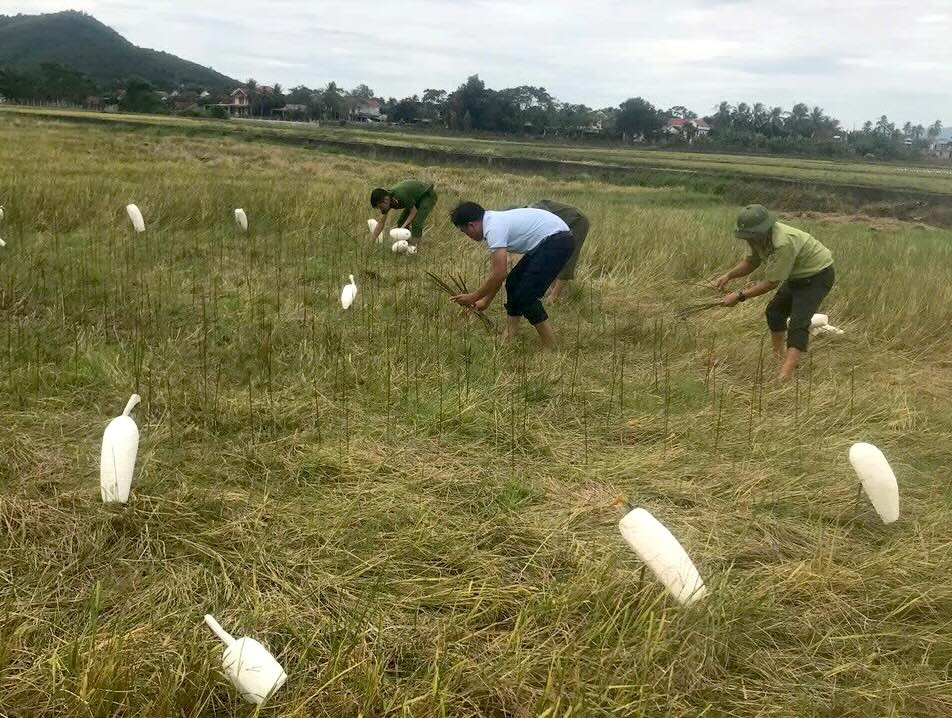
[734,204,777,239]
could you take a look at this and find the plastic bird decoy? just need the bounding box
[100,394,141,503]
[125,204,145,233]
[391,239,409,254]
[390,227,411,242]
[614,497,707,605]
[849,442,900,524]
[340,274,357,309]
[234,208,248,231]
[204,615,287,705]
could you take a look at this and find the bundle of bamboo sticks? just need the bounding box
[425,271,496,332]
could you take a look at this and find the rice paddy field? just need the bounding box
[2,111,952,717]
[6,106,952,195]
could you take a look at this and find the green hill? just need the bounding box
[0,10,236,89]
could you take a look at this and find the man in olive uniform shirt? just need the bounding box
[530,200,590,302]
[369,180,438,246]
[714,205,835,381]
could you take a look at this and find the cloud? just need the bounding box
[1,0,948,125]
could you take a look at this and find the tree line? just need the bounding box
[0,63,943,160]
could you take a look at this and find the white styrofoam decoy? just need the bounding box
[391,239,409,254]
[340,274,357,309]
[0,238,5,248]
[204,615,287,705]
[234,208,248,231]
[405,245,417,256]
[0,205,4,222]
[390,227,411,242]
[848,442,900,524]
[618,506,707,605]
[807,313,844,336]
[367,218,378,234]
[100,394,141,503]
[125,204,145,233]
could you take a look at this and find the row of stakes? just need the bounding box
[100,396,900,706]
[8,203,900,704]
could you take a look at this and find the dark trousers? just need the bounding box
[766,265,835,351]
[505,231,575,325]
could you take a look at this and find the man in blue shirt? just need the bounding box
[449,201,575,350]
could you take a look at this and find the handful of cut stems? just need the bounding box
[425,271,496,332]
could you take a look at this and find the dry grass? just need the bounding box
[1,115,951,717]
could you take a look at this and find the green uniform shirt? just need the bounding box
[389,180,433,210]
[745,222,833,283]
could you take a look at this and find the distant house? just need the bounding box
[928,139,952,160]
[273,103,308,120]
[212,88,250,117]
[351,98,384,122]
[664,117,710,141]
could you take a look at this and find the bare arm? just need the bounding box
[722,278,779,306]
[371,211,388,242]
[714,259,757,289]
[452,249,508,307]
[400,207,418,229]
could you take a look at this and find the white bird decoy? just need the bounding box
[125,204,145,233]
[0,206,4,222]
[234,208,248,231]
[391,239,409,254]
[615,499,707,605]
[367,218,378,235]
[389,227,411,242]
[810,313,844,335]
[405,245,417,256]
[340,274,357,309]
[100,394,141,503]
[849,442,900,524]
[0,238,6,248]
[204,615,287,705]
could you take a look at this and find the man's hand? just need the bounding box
[473,297,489,311]
[721,291,741,307]
[452,292,479,306]
[713,274,731,291]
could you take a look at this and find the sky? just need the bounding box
[7,0,950,128]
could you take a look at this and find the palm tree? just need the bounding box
[913,124,925,141]
[927,120,943,139]
[768,106,785,136]
[752,102,766,132]
[902,121,913,137]
[875,115,894,137]
[245,78,257,118]
[810,106,827,130]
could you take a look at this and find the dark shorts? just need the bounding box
[765,265,835,351]
[504,231,575,325]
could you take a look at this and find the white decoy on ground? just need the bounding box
[0,238,6,248]
[204,615,287,705]
[849,442,900,524]
[234,208,248,231]
[405,245,417,255]
[125,204,145,233]
[390,227,412,242]
[100,394,141,503]
[340,274,357,309]
[391,239,410,254]
[0,206,4,222]
[810,313,844,335]
[615,498,707,605]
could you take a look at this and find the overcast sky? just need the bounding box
[8,0,950,127]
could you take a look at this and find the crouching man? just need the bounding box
[714,204,835,381]
[449,201,575,350]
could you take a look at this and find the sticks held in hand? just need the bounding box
[674,300,725,320]
[425,271,495,332]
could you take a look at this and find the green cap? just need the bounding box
[734,204,776,239]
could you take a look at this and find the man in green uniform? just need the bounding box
[369,180,438,246]
[713,205,835,381]
[530,200,590,302]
